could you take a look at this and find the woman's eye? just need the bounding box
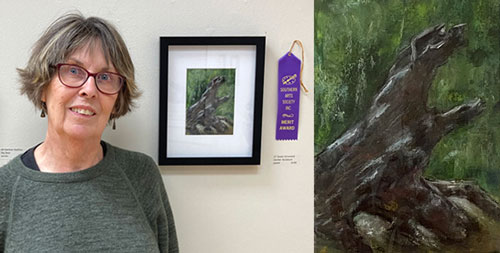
[69,68,80,75]
[99,74,110,81]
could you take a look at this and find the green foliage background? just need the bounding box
[186,68,236,122]
[315,0,500,196]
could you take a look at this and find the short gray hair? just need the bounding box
[17,13,140,119]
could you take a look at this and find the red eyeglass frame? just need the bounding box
[55,63,125,95]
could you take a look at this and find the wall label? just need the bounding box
[273,154,298,165]
[0,147,23,166]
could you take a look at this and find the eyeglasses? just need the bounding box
[55,63,124,95]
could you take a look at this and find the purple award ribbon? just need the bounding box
[276,53,301,140]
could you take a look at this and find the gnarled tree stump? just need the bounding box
[315,24,500,252]
[186,76,233,135]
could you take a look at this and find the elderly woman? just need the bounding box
[0,14,178,252]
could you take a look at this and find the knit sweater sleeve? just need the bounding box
[0,163,17,252]
[0,170,7,252]
[157,172,178,253]
[114,146,178,253]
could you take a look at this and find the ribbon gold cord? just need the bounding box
[287,40,309,93]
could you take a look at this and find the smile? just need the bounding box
[70,107,96,116]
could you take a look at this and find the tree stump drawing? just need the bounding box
[315,24,500,252]
[186,76,233,135]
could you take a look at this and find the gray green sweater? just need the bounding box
[0,142,178,252]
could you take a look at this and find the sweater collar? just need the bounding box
[9,141,114,183]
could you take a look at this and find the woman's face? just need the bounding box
[42,41,119,141]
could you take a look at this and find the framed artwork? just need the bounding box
[159,37,265,165]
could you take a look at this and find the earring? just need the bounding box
[110,114,117,130]
[40,102,46,118]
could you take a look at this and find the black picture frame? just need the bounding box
[159,37,265,165]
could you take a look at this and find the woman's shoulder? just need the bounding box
[107,142,156,165]
[104,142,162,184]
[0,156,23,180]
[0,157,21,198]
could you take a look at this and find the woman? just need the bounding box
[0,13,178,252]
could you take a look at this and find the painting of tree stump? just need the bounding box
[315,24,500,252]
[185,69,235,135]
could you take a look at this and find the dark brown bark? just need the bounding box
[315,24,499,252]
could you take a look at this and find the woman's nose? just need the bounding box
[78,76,99,97]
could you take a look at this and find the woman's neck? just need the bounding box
[34,134,103,173]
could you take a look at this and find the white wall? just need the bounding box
[0,1,314,252]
